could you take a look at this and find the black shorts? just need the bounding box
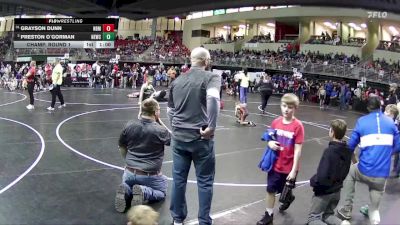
[267,170,288,194]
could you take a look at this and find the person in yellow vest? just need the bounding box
[239,68,250,103]
[47,58,66,111]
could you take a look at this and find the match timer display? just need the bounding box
[14,18,118,49]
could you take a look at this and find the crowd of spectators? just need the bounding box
[248,33,273,43]
[306,33,365,47]
[362,58,400,82]
[115,39,154,55]
[150,36,190,59]
[0,33,12,59]
[209,49,360,67]
[377,36,400,53]
[206,35,244,44]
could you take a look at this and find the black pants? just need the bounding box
[27,82,35,105]
[260,91,271,111]
[51,85,65,108]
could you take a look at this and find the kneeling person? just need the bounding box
[115,98,171,213]
[235,102,255,126]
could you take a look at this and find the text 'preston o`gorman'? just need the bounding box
[19,34,75,40]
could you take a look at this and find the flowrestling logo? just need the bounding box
[367,11,388,18]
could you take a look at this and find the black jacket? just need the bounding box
[310,141,352,196]
[256,80,273,95]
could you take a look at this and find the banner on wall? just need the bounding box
[244,43,258,48]
[16,57,32,62]
[47,57,61,63]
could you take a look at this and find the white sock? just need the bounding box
[266,208,273,216]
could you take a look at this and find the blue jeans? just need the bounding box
[393,153,400,175]
[339,95,347,110]
[170,138,215,225]
[240,87,248,103]
[121,169,167,203]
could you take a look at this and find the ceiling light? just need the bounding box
[239,24,246,29]
[354,26,362,31]
[266,23,275,27]
[389,26,399,35]
[348,23,356,28]
[174,17,180,22]
[361,23,367,28]
[324,22,332,27]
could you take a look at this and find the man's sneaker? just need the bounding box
[360,205,369,217]
[114,184,128,213]
[58,104,66,109]
[337,205,353,220]
[256,212,273,225]
[172,221,184,225]
[279,195,295,211]
[47,107,55,111]
[249,121,256,126]
[26,104,34,110]
[131,185,144,207]
[341,220,351,225]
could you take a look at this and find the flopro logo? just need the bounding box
[367,11,388,18]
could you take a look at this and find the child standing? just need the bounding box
[257,93,305,225]
[307,119,352,225]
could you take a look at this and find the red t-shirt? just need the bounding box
[26,66,36,83]
[271,116,304,174]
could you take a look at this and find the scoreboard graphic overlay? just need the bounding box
[14,18,118,49]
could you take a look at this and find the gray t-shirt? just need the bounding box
[119,118,171,172]
[170,67,221,142]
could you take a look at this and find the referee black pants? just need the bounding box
[51,85,65,108]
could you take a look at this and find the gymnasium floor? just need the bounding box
[0,87,399,225]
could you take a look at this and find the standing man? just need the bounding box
[239,68,250,103]
[169,47,221,225]
[337,96,400,225]
[47,58,65,111]
[25,61,36,110]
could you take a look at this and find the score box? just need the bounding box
[102,32,115,41]
[95,41,114,48]
[102,24,115,32]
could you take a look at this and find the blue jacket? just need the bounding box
[259,129,278,172]
[348,111,400,177]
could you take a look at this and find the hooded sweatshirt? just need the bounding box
[310,141,352,196]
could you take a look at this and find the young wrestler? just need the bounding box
[257,93,304,225]
[307,119,352,225]
[235,102,256,126]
